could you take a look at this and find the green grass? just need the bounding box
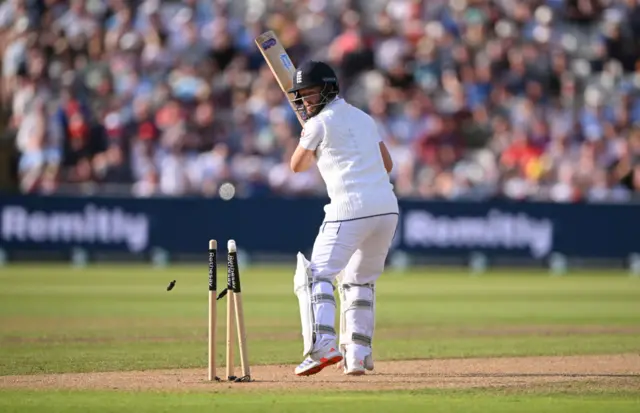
[1,264,639,411]
[0,389,638,413]
[1,265,639,375]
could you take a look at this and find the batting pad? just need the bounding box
[338,282,375,359]
[293,252,336,357]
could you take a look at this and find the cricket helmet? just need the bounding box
[287,60,340,119]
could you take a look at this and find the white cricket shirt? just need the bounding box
[299,97,399,221]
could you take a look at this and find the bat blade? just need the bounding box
[254,30,306,126]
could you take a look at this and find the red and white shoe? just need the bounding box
[343,352,369,376]
[338,353,374,373]
[295,346,343,376]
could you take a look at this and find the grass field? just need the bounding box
[1,264,639,412]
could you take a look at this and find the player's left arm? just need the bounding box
[379,141,393,173]
[290,118,324,173]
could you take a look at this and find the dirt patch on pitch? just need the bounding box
[1,354,639,393]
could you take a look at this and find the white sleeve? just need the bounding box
[299,118,324,150]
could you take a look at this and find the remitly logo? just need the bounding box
[403,209,554,258]
[0,204,149,252]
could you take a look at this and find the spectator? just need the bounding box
[1,0,640,203]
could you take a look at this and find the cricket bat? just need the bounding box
[254,31,306,126]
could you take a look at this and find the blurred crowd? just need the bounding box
[2,0,640,202]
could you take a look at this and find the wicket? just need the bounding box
[207,239,251,383]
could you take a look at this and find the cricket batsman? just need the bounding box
[288,60,398,376]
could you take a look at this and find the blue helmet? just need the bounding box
[287,60,340,119]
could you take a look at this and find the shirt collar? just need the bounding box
[324,96,344,110]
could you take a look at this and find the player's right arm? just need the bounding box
[290,118,324,173]
[379,141,393,173]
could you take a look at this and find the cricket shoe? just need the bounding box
[338,353,374,372]
[295,345,343,376]
[343,352,367,376]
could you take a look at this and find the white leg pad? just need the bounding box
[294,252,337,357]
[293,252,314,356]
[338,282,375,360]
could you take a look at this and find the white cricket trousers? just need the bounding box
[308,213,398,352]
[310,213,399,284]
